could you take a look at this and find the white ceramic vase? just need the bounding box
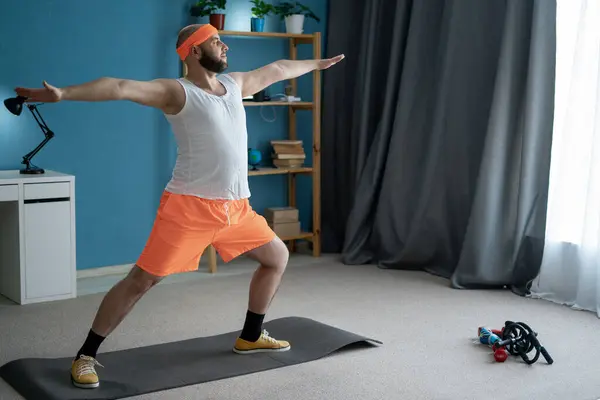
[285,14,305,34]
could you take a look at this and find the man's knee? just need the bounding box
[247,237,289,272]
[268,238,289,272]
[125,265,163,294]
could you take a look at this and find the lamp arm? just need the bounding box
[22,135,53,162]
[27,104,53,137]
[20,104,55,173]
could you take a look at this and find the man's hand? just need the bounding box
[316,54,345,70]
[15,81,63,103]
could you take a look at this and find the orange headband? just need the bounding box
[176,24,218,60]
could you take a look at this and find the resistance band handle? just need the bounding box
[539,346,553,364]
[529,333,553,365]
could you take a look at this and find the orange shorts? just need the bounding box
[136,191,276,276]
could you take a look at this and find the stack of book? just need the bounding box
[270,140,306,168]
[264,207,300,238]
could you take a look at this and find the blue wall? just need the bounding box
[0,0,327,270]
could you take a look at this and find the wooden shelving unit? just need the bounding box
[184,30,322,273]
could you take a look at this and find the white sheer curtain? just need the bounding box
[529,0,600,316]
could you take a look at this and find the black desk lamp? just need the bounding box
[3,95,55,174]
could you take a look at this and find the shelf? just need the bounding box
[248,167,313,176]
[279,232,314,241]
[218,30,315,44]
[243,101,313,109]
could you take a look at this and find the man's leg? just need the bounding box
[76,266,163,357]
[71,191,213,388]
[211,201,291,354]
[71,266,163,388]
[238,237,289,342]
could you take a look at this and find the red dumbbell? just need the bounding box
[493,344,508,362]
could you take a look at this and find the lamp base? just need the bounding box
[20,166,45,174]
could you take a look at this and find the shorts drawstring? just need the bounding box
[224,202,230,226]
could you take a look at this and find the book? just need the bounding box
[272,153,306,160]
[270,139,306,168]
[273,159,304,168]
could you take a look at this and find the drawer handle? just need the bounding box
[24,197,70,204]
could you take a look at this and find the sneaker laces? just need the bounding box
[75,355,103,377]
[260,329,279,344]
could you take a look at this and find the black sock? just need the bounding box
[239,310,265,342]
[75,329,106,360]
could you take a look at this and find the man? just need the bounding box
[14,23,344,389]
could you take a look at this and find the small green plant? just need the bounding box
[190,0,227,17]
[250,0,275,19]
[274,1,319,22]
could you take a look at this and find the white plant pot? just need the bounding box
[285,14,305,34]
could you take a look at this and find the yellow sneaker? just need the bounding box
[71,355,103,389]
[233,329,291,354]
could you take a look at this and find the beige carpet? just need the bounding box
[1,254,599,400]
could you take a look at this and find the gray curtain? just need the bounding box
[321,0,556,294]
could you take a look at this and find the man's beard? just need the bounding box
[199,53,227,73]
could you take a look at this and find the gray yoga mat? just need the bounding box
[0,316,382,400]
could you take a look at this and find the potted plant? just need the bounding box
[274,1,319,34]
[250,0,274,32]
[190,0,227,30]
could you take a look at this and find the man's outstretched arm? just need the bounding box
[230,54,344,98]
[13,78,184,114]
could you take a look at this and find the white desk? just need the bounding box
[0,170,76,304]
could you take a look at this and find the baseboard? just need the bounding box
[77,263,134,279]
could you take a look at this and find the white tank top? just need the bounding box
[163,74,250,200]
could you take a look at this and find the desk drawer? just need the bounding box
[0,185,18,201]
[24,182,70,201]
